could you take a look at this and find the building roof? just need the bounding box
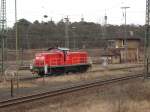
[107,37,141,41]
[57,47,70,51]
[47,47,70,51]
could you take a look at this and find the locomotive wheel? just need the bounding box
[67,65,89,73]
[49,67,65,76]
[38,71,45,77]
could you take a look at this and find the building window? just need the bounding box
[108,40,115,48]
[122,40,126,47]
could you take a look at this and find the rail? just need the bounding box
[19,64,143,81]
[0,73,143,108]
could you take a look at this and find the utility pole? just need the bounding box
[15,0,18,66]
[101,11,108,49]
[81,15,84,22]
[145,0,150,78]
[72,27,76,49]
[64,16,69,48]
[0,0,7,79]
[121,7,130,63]
[102,11,107,38]
[104,11,107,25]
[15,0,20,91]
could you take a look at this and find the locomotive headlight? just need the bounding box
[30,64,33,70]
[35,57,40,60]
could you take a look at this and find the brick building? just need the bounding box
[102,37,141,63]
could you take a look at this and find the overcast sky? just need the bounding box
[6,0,145,27]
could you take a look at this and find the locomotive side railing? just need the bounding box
[43,55,89,67]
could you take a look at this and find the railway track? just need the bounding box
[20,64,143,81]
[0,73,144,109]
[90,64,143,72]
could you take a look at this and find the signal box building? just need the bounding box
[103,37,141,63]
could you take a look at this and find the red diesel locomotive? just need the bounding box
[30,48,91,76]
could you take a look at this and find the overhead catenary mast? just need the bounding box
[145,0,150,77]
[81,15,84,22]
[101,11,108,49]
[101,11,107,41]
[0,0,7,78]
[64,16,69,48]
[121,6,130,63]
[0,0,6,30]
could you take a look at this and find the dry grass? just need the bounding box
[24,79,150,112]
[35,66,142,85]
[2,79,150,112]
[0,63,143,90]
[0,81,37,89]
